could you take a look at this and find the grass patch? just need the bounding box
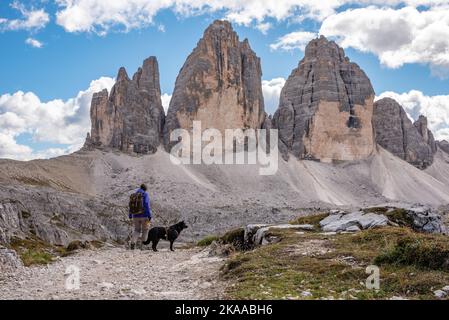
[289,213,329,230]
[9,237,58,266]
[375,234,449,271]
[363,207,414,228]
[363,207,390,214]
[220,228,246,250]
[196,228,246,250]
[19,249,54,266]
[197,235,220,247]
[222,226,449,300]
[384,209,414,228]
[8,236,104,265]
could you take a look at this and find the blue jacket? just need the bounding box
[129,188,152,219]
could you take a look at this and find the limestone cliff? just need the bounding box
[373,98,435,169]
[273,36,375,162]
[163,20,265,147]
[87,57,165,154]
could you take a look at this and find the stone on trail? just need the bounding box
[319,211,389,233]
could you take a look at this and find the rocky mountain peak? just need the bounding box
[273,36,375,161]
[116,67,130,82]
[414,115,437,154]
[163,20,265,146]
[133,56,161,93]
[373,97,436,169]
[304,36,346,63]
[86,56,165,154]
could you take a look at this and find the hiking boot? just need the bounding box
[130,243,135,250]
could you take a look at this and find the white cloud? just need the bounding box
[25,37,43,48]
[270,31,317,51]
[262,78,286,114]
[0,1,49,31]
[256,22,272,34]
[49,0,449,80]
[0,77,115,160]
[161,93,172,114]
[319,6,449,78]
[376,90,449,141]
[52,0,370,35]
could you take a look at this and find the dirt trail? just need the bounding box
[0,245,226,300]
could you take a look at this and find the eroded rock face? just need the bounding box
[163,20,265,147]
[273,36,375,161]
[437,140,449,154]
[414,115,437,154]
[88,57,165,154]
[373,98,435,169]
[0,187,130,247]
[0,246,23,273]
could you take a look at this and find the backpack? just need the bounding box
[129,192,144,215]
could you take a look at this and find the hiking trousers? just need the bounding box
[131,217,151,244]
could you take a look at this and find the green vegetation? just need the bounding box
[220,228,245,248]
[384,209,415,228]
[197,228,246,249]
[289,213,329,230]
[10,237,59,266]
[221,213,449,300]
[363,207,414,228]
[9,236,104,265]
[19,249,54,266]
[375,234,449,270]
[197,235,220,247]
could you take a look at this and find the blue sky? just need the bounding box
[1,1,449,160]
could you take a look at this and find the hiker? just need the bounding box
[129,184,152,250]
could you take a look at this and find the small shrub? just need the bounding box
[363,207,389,214]
[289,213,329,229]
[384,209,414,228]
[375,236,449,270]
[20,249,54,266]
[10,237,56,266]
[197,235,220,247]
[220,228,245,250]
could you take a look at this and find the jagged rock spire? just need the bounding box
[163,20,265,147]
[88,56,165,154]
[373,97,436,169]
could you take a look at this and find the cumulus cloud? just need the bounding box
[376,90,449,141]
[53,0,353,34]
[0,1,49,31]
[319,6,449,78]
[0,77,115,160]
[25,37,43,48]
[262,78,286,114]
[270,31,317,51]
[54,0,449,35]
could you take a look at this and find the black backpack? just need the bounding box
[129,192,144,215]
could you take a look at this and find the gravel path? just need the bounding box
[0,245,226,300]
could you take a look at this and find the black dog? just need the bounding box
[143,221,188,252]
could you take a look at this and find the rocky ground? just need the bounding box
[0,243,226,300]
